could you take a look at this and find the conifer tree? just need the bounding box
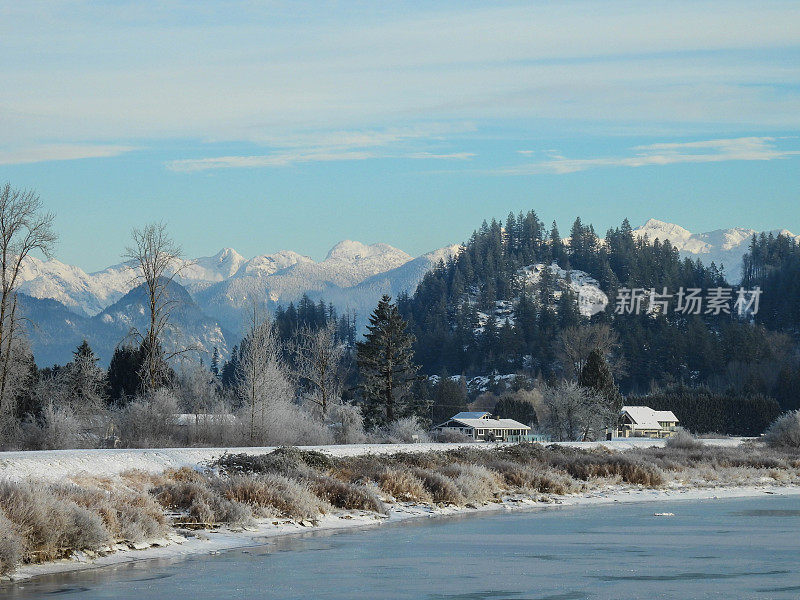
[356,295,420,429]
[66,340,105,412]
[210,346,220,377]
[579,348,623,425]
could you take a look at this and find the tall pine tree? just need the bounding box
[356,295,420,429]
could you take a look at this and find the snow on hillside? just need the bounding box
[633,218,800,282]
[472,263,608,335]
[519,263,608,317]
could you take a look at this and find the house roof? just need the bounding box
[439,417,531,431]
[621,406,678,429]
[452,411,491,420]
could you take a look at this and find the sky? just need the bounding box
[1,0,798,272]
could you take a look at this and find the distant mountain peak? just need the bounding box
[638,219,693,241]
[324,240,410,262]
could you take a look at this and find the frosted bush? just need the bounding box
[117,389,181,447]
[20,404,86,450]
[0,512,24,575]
[666,428,705,450]
[330,403,367,444]
[439,463,499,504]
[383,416,430,443]
[764,410,800,448]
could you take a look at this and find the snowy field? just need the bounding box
[0,438,748,482]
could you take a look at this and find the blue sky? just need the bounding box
[1,1,798,271]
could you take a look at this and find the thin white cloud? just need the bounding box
[165,124,475,171]
[497,137,800,175]
[166,150,374,172]
[0,143,136,165]
[2,2,799,153]
[406,152,475,160]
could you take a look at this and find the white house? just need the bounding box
[435,411,532,442]
[617,406,679,438]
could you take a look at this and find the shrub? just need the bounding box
[378,469,432,503]
[215,474,327,520]
[309,476,386,514]
[764,410,800,448]
[666,429,706,450]
[116,389,181,448]
[330,403,367,445]
[439,464,499,504]
[382,417,430,444]
[410,468,465,505]
[0,512,24,575]
[431,428,475,443]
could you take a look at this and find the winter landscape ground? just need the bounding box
[2,437,800,584]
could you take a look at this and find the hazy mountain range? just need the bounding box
[632,219,800,283]
[16,220,798,366]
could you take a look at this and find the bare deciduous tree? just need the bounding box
[0,183,57,415]
[541,381,612,442]
[291,322,345,419]
[237,301,294,443]
[556,323,623,379]
[123,222,192,393]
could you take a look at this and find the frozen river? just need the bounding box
[5,494,800,599]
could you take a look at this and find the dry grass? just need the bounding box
[438,464,499,504]
[309,475,386,514]
[0,480,109,563]
[0,512,24,576]
[3,441,800,578]
[378,468,432,503]
[410,468,465,506]
[153,479,252,527]
[215,474,327,520]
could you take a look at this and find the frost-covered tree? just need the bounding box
[291,321,346,419]
[236,304,295,443]
[541,381,612,441]
[0,183,56,417]
[63,340,106,416]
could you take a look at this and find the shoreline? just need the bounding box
[6,481,800,585]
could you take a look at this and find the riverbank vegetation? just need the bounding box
[3,440,800,577]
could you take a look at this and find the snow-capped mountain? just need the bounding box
[308,244,463,324]
[19,281,233,368]
[17,240,447,364]
[633,219,800,282]
[195,241,414,332]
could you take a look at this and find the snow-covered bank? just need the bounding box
[0,438,747,482]
[7,482,799,584]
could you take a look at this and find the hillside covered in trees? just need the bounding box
[399,212,799,410]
